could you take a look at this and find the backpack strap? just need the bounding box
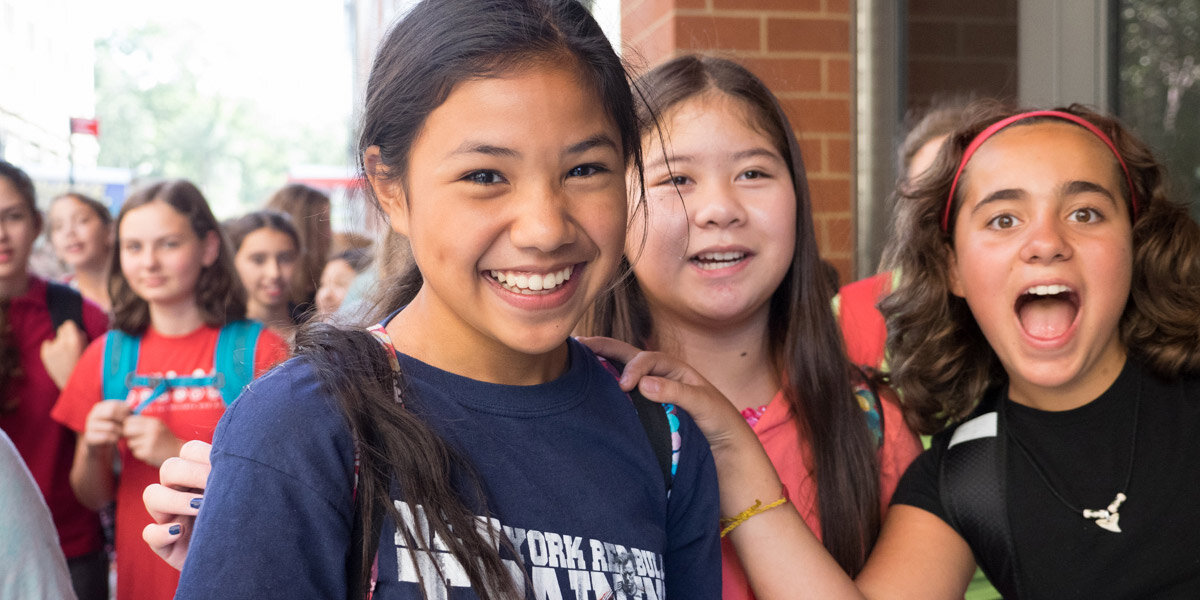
[604,359,677,494]
[45,281,84,332]
[213,320,264,405]
[938,397,1022,598]
[102,330,141,402]
[851,368,886,450]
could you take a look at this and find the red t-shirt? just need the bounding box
[52,323,288,600]
[1,275,108,559]
[834,270,898,371]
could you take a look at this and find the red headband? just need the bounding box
[941,110,1141,232]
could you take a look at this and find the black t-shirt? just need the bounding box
[892,358,1200,599]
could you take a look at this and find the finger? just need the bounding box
[93,399,132,422]
[143,483,202,523]
[178,440,213,465]
[159,456,211,491]
[621,349,703,388]
[85,421,123,439]
[121,415,145,437]
[142,520,186,568]
[576,336,644,365]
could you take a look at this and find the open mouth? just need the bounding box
[1014,284,1079,340]
[488,265,574,295]
[690,251,748,271]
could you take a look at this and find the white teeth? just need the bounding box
[694,251,746,262]
[489,266,574,294]
[692,251,747,271]
[1024,284,1071,296]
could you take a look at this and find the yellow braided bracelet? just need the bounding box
[719,487,790,538]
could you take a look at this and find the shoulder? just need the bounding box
[53,333,111,416]
[212,356,356,496]
[248,324,290,371]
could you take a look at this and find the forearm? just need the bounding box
[713,435,865,600]
[69,438,117,510]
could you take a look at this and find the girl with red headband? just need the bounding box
[591,101,1200,598]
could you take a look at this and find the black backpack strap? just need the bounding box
[609,360,673,494]
[630,385,672,493]
[45,281,84,332]
[938,397,1022,598]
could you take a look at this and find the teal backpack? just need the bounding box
[101,320,265,412]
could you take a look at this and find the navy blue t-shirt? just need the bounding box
[175,336,721,599]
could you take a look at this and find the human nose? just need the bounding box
[1019,215,1072,264]
[691,181,746,228]
[509,184,576,253]
[264,258,280,279]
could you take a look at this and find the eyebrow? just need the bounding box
[730,147,782,162]
[1062,180,1119,207]
[450,134,620,160]
[644,146,781,173]
[970,180,1119,215]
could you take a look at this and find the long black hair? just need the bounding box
[589,55,882,575]
[294,1,646,597]
[0,161,40,412]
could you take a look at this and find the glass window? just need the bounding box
[1116,0,1200,221]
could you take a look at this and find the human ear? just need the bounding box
[946,243,966,298]
[200,230,221,268]
[364,145,409,237]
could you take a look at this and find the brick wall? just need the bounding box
[906,0,1019,111]
[621,0,857,283]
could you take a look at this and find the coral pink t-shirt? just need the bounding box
[52,324,288,600]
[722,387,923,600]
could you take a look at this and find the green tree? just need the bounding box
[94,23,350,215]
[1119,0,1200,220]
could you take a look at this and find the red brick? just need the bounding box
[767,17,850,53]
[738,57,822,94]
[825,138,851,174]
[825,57,851,93]
[676,15,762,51]
[677,0,707,7]
[714,0,819,10]
[796,138,823,174]
[960,22,1017,58]
[807,177,852,213]
[825,257,853,286]
[780,98,852,135]
[820,214,855,253]
[824,0,850,14]
[624,23,675,70]
[623,0,673,42]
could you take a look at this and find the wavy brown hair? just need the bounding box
[265,184,331,305]
[0,161,40,411]
[109,179,245,335]
[880,101,1200,434]
[587,54,882,575]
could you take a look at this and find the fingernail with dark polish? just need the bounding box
[189,497,203,509]
[169,524,182,535]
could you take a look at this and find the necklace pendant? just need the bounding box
[1082,493,1126,533]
